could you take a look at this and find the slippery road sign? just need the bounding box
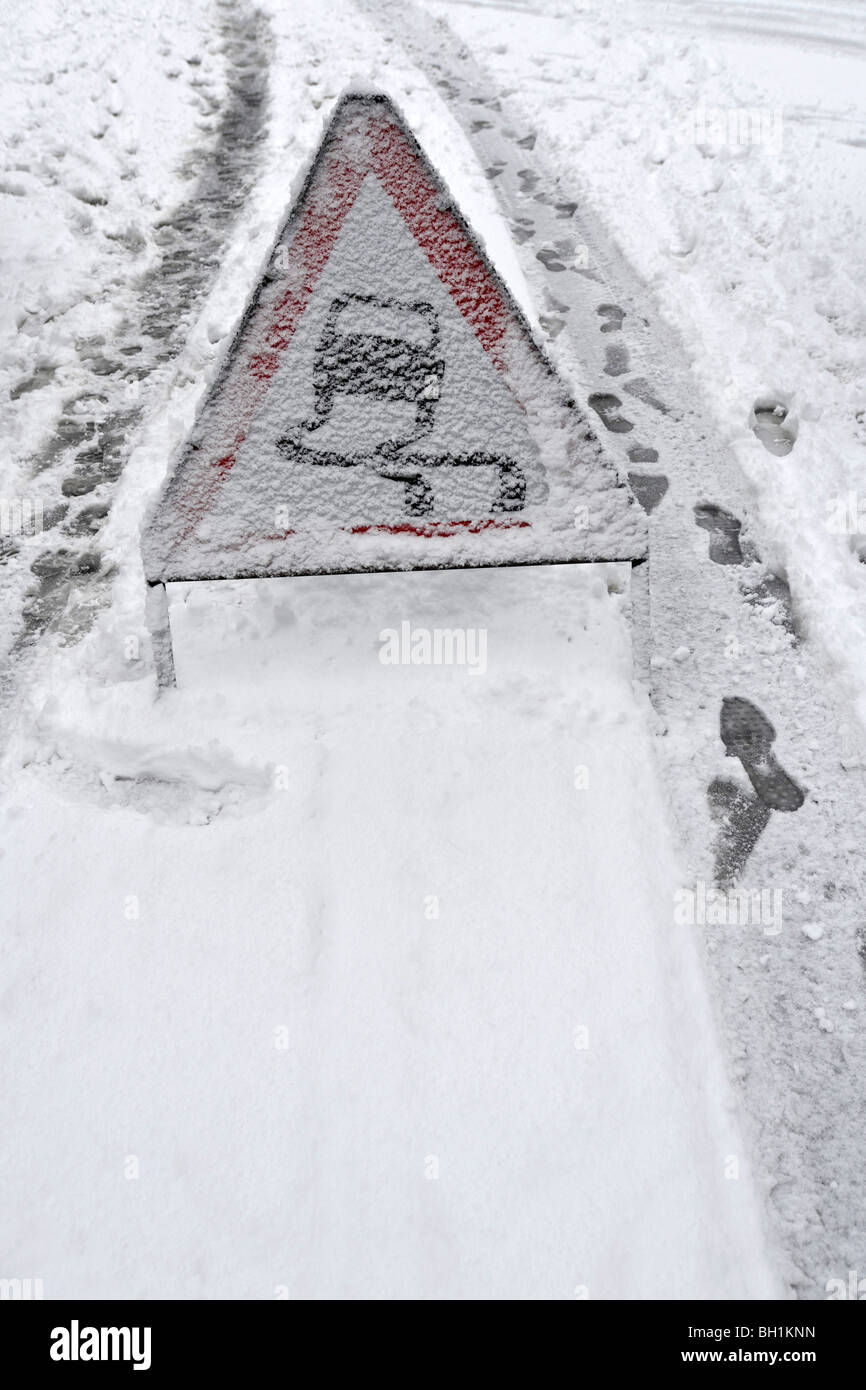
[141,91,647,685]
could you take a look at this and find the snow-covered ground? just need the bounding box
[2,0,865,1300]
[425,0,866,720]
[1,565,778,1298]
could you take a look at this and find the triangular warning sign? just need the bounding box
[142,91,646,588]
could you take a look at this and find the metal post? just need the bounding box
[145,580,176,690]
[629,557,651,689]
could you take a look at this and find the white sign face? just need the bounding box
[142,93,646,583]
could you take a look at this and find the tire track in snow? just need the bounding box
[647,0,866,56]
[1,0,272,698]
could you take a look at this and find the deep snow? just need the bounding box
[1,565,778,1298]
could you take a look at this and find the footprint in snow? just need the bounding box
[588,393,634,433]
[536,246,567,272]
[64,502,109,538]
[597,304,625,334]
[693,504,799,635]
[751,400,796,456]
[10,364,57,399]
[627,445,659,464]
[623,377,669,415]
[628,473,669,514]
[719,696,805,813]
[694,503,744,565]
[708,778,772,889]
[604,343,630,377]
[740,570,800,639]
[544,291,569,315]
[540,315,567,339]
[708,698,804,885]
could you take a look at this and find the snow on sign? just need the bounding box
[141,91,647,685]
